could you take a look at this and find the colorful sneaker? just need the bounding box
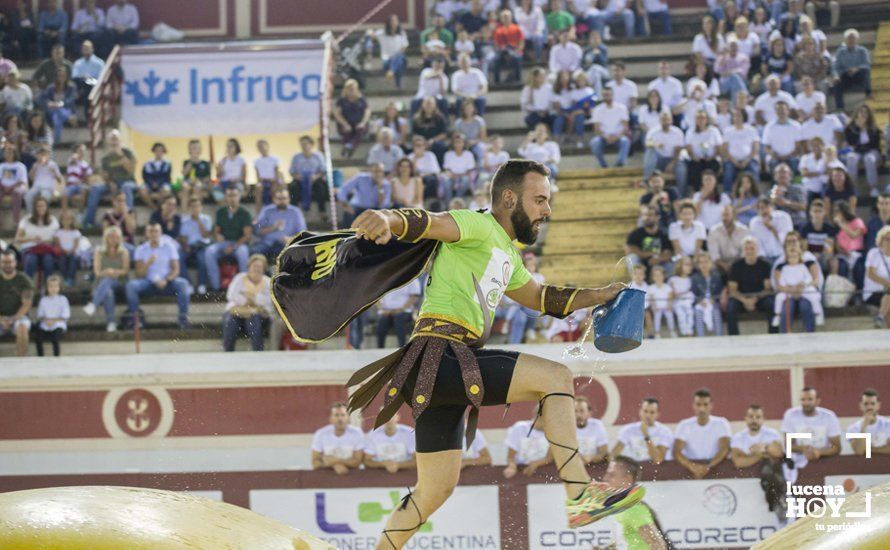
[566,481,645,529]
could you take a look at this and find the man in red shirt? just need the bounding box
[492,9,524,84]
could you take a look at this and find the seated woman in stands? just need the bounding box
[222,254,273,352]
[82,226,130,333]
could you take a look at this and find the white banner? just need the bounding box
[121,42,323,137]
[528,479,783,549]
[250,486,500,549]
[825,474,890,493]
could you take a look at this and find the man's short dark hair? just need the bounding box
[678,199,695,213]
[490,159,549,205]
[613,60,626,70]
[611,455,642,482]
[330,401,348,412]
[862,388,879,399]
[748,403,763,411]
[575,395,591,409]
[642,396,660,407]
[702,169,717,179]
[802,386,817,394]
[694,387,712,399]
[0,249,16,260]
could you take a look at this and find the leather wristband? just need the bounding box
[392,208,432,243]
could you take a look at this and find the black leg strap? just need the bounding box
[527,392,590,489]
[381,486,425,549]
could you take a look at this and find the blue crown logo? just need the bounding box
[125,70,179,106]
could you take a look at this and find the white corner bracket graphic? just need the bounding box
[846,432,872,459]
[785,433,812,459]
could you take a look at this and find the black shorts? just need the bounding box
[866,292,885,306]
[402,346,520,453]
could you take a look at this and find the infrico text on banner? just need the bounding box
[120,41,323,137]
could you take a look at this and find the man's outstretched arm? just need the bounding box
[351,209,460,244]
[506,275,626,318]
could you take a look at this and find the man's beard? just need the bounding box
[511,206,540,245]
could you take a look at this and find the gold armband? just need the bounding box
[541,285,581,319]
[392,208,432,243]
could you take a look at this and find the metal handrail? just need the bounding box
[88,45,123,165]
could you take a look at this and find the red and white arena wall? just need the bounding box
[1,331,888,548]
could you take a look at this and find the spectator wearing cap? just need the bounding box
[222,254,273,352]
[800,101,843,150]
[749,197,794,262]
[289,135,327,215]
[844,104,881,198]
[726,236,776,334]
[721,108,760,193]
[590,87,631,168]
[684,109,722,195]
[847,389,890,455]
[367,128,405,175]
[831,28,872,111]
[754,75,797,128]
[642,111,686,191]
[450,52,489,116]
[206,187,253,291]
[782,387,841,477]
[252,187,306,260]
[612,397,673,464]
[127,222,192,330]
[708,205,750,273]
[492,9,524,84]
[674,388,731,479]
[770,163,807,228]
[864,226,890,328]
[106,0,140,48]
[762,101,803,173]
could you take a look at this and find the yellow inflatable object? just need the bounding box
[754,482,890,549]
[0,486,335,549]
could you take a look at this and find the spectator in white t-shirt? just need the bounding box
[590,87,630,168]
[612,397,673,464]
[606,61,638,113]
[461,430,493,468]
[749,197,794,261]
[253,139,282,213]
[800,101,842,150]
[721,109,760,194]
[376,278,421,348]
[520,67,554,131]
[799,136,829,201]
[692,15,725,65]
[503,404,551,477]
[643,111,687,191]
[363,411,416,473]
[669,200,707,258]
[574,396,609,465]
[864,226,890,328]
[369,14,409,89]
[34,274,70,357]
[648,61,685,112]
[794,75,825,120]
[311,402,365,474]
[548,30,583,74]
[847,389,890,456]
[412,56,449,116]
[518,123,561,182]
[693,170,731,230]
[730,404,784,468]
[441,133,478,205]
[450,53,489,116]
[754,75,798,127]
[782,387,841,475]
[674,388,732,479]
[762,101,803,174]
[684,109,723,196]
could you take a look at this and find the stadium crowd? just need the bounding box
[312,386,889,517]
[1,0,890,357]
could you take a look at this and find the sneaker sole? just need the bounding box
[567,485,646,529]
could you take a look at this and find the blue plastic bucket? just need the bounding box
[593,288,645,353]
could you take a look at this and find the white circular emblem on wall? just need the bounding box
[102,387,175,438]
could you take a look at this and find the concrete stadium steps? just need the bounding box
[538,168,641,286]
[868,22,890,120]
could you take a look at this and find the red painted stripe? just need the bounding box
[0,391,108,439]
[263,0,410,29]
[803,365,890,417]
